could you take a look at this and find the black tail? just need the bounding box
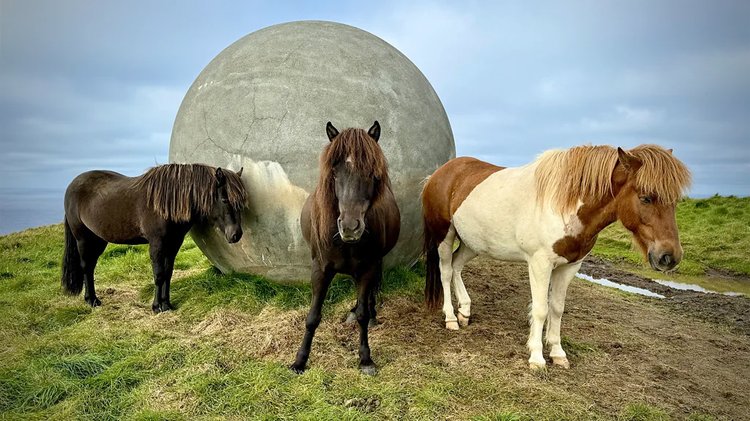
[61,218,83,295]
[424,223,442,310]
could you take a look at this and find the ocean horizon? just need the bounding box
[0,187,739,237]
[0,188,65,236]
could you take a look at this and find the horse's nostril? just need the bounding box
[659,253,674,268]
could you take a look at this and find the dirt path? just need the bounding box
[581,256,750,335]
[371,257,750,419]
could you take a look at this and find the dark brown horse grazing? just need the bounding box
[422,145,691,369]
[62,164,246,312]
[292,121,400,375]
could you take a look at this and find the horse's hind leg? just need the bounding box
[77,235,107,307]
[439,226,459,330]
[451,242,477,327]
[367,288,378,328]
[546,261,581,369]
[345,288,378,327]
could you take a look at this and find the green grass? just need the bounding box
[1,214,745,419]
[0,225,491,420]
[618,403,671,421]
[593,195,750,277]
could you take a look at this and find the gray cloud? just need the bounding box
[1,0,748,203]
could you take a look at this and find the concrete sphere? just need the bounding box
[170,21,455,282]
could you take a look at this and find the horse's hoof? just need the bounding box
[289,364,306,375]
[344,312,357,325]
[85,297,101,307]
[457,313,470,327]
[152,302,173,313]
[360,364,378,376]
[368,318,378,328]
[552,356,570,369]
[445,320,460,330]
[529,361,547,371]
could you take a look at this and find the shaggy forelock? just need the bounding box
[535,144,691,213]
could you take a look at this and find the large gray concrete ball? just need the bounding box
[170,21,455,282]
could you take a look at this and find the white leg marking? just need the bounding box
[439,226,458,330]
[527,256,554,370]
[546,261,581,369]
[451,242,477,326]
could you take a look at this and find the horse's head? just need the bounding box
[326,121,382,244]
[613,147,690,272]
[210,167,244,244]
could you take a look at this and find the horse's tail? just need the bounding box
[424,221,442,310]
[422,174,445,310]
[61,218,83,295]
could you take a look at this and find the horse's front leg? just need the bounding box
[527,256,554,370]
[355,264,380,375]
[157,236,185,312]
[291,261,334,374]
[149,239,177,313]
[546,261,582,369]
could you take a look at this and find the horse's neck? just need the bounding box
[572,196,620,242]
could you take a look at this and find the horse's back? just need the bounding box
[422,157,504,239]
[65,170,145,243]
[65,170,127,213]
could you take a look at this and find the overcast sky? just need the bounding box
[2,0,749,202]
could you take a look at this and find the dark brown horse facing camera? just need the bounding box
[61,164,246,312]
[292,121,400,375]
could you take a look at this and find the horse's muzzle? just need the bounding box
[226,228,243,244]
[338,218,364,243]
[648,251,678,272]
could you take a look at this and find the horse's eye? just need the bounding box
[221,198,229,204]
[640,196,653,204]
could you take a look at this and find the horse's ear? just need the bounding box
[237,167,244,177]
[368,120,380,142]
[215,167,226,186]
[667,148,673,154]
[617,147,642,172]
[326,122,339,142]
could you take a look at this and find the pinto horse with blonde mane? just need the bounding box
[62,164,246,312]
[423,145,691,369]
[292,121,400,375]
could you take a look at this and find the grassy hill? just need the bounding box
[1,196,748,420]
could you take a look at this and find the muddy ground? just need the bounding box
[177,256,750,419]
[581,256,750,336]
[373,257,750,419]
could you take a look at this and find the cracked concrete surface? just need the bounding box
[170,21,455,282]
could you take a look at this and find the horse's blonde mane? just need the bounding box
[133,163,246,222]
[534,144,691,213]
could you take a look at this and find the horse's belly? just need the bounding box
[452,207,527,262]
[83,215,145,244]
